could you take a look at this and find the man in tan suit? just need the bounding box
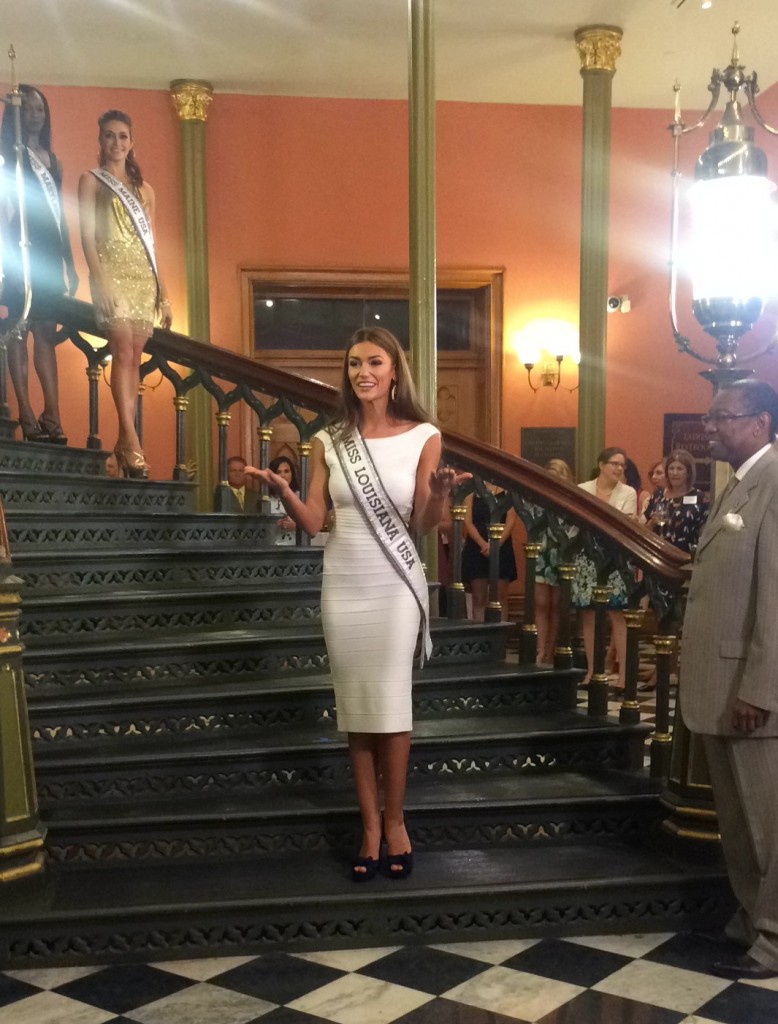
[682,379,778,980]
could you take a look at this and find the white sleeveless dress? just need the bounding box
[316,422,440,733]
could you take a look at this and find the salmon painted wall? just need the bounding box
[9,84,778,484]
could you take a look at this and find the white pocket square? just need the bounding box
[722,511,745,531]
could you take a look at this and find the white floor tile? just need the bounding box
[0,991,115,1024]
[293,947,400,971]
[430,939,540,964]
[3,965,104,990]
[443,965,584,1021]
[153,956,258,981]
[127,981,275,1024]
[563,932,676,958]
[288,972,431,1024]
[593,959,731,1014]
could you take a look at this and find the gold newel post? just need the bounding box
[0,504,46,883]
[574,25,622,479]
[170,79,215,512]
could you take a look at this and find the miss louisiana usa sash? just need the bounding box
[90,167,159,295]
[332,427,432,666]
[26,149,61,237]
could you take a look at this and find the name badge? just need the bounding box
[682,494,698,505]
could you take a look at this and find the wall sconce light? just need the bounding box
[669,22,778,384]
[512,318,580,393]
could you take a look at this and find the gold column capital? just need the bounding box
[170,80,214,122]
[574,25,623,74]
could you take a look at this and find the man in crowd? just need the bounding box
[681,379,778,980]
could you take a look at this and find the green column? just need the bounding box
[408,0,437,418]
[0,509,46,884]
[170,80,214,512]
[574,26,622,478]
[408,0,438,581]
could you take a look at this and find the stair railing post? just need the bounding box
[172,395,189,481]
[554,563,576,670]
[520,542,541,664]
[85,362,102,450]
[0,339,10,421]
[296,441,312,547]
[485,521,503,623]
[448,504,467,619]
[136,382,144,449]
[258,425,273,514]
[212,411,231,512]
[620,608,644,726]
[651,634,675,779]
[588,584,610,716]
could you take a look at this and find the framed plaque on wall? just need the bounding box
[520,427,576,476]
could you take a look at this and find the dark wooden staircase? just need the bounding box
[0,439,730,969]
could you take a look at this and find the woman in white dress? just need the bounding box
[248,328,466,881]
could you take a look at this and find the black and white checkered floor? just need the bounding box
[2,931,777,1023]
[4,678,762,1023]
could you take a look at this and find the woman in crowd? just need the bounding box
[461,485,518,623]
[572,447,637,689]
[0,84,78,442]
[534,458,574,665]
[642,448,708,554]
[641,459,668,517]
[268,455,300,544]
[247,327,467,882]
[78,110,172,478]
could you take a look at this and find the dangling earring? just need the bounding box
[390,381,397,402]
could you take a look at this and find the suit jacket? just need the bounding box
[681,445,778,736]
[223,486,259,515]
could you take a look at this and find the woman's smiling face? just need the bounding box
[347,341,395,405]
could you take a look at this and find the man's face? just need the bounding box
[703,390,762,467]
[227,460,246,488]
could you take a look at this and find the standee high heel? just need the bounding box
[18,416,48,443]
[38,416,68,446]
[115,446,149,480]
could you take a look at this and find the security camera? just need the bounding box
[607,295,621,312]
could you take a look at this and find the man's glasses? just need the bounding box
[700,412,759,426]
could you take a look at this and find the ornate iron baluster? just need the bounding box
[520,542,541,663]
[651,634,675,779]
[588,585,610,716]
[620,609,644,727]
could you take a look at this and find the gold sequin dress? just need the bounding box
[93,182,157,335]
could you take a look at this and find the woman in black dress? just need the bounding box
[462,487,518,622]
[1,85,78,442]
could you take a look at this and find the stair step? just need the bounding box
[42,769,666,866]
[11,545,321,597]
[6,511,287,552]
[0,468,195,512]
[28,664,581,743]
[0,843,730,967]
[20,584,323,642]
[23,620,511,693]
[32,711,650,806]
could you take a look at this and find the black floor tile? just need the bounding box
[394,997,526,1024]
[55,963,193,1014]
[255,1008,327,1023]
[695,981,778,1024]
[645,932,743,975]
[212,951,345,1004]
[503,939,631,987]
[358,946,489,995]
[534,988,686,1023]
[0,974,38,1007]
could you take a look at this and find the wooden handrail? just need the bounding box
[52,297,688,586]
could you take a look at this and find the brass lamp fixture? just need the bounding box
[512,318,580,392]
[669,23,778,381]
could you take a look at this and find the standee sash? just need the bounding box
[90,167,159,294]
[26,149,61,237]
[332,427,432,665]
